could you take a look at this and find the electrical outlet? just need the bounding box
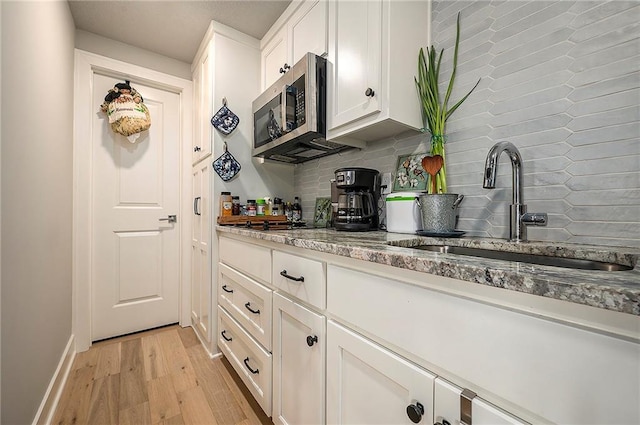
[381,172,393,195]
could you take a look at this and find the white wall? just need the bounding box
[0,2,75,423]
[75,29,192,80]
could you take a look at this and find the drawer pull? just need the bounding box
[406,401,424,423]
[222,285,234,293]
[221,330,232,342]
[243,357,259,374]
[245,302,260,314]
[306,335,318,347]
[280,270,305,282]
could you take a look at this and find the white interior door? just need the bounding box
[91,73,181,341]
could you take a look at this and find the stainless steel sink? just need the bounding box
[414,245,633,271]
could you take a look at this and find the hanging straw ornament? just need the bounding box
[100,81,151,143]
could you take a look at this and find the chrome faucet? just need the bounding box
[483,141,547,242]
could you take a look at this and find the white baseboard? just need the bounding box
[33,334,76,425]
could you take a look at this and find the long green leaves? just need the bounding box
[414,12,480,193]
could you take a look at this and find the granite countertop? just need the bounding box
[216,226,640,316]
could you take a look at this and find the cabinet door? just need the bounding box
[328,0,382,130]
[434,378,528,425]
[289,0,327,65]
[272,292,325,425]
[193,45,212,163]
[327,320,435,425]
[191,161,210,341]
[262,26,288,90]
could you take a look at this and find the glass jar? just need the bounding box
[220,191,232,217]
[246,199,257,216]
[256,198,266,216]
[231,196,240,215]
[272,197,282,216]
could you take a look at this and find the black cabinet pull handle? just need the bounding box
[365,87,375,97]
[306,335,318,347]
[194,146,201,152]
[194,196,201,215]
[221,330,232,342]
[222,285,233,293]
[406,401,424,423]
[243,357,259,374]
[245,302,260,314]
[280,270,304,282]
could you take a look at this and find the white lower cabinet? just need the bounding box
[218,262,273,351]
[218,306,273,416]
[216,236,637,425]
[272,292,326,425]
[327,320,435,425]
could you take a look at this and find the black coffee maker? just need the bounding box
[334,167,380,231]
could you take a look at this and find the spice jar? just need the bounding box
[272,198,282,216]
[231,196,240,215]
[220,191,232,217]
[246,200,257,216]
[256,198,266,216]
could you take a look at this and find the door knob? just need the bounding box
[406,401,424,423]
[365,87,375,97]
[306,335,318,347]
[159,214,177,223]
[279,63,290,74]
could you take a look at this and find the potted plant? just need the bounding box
[414,12,479,232]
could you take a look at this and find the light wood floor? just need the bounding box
[52,325,273,425]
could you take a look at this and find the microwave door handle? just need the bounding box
[280,84,289,133]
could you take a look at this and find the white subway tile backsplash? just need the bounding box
[566,174,640,191]
[565,122,639,146]
[567,88,640,115]
[568,22,640,57]
[565,189,640,206]
[570,6,640,43]
[566,139,639,161]
[293,0,640,248]
[489,56,573,92]
[569,40,639,73]
[569,58,640,87]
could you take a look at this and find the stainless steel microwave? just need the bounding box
[252,53,355,164]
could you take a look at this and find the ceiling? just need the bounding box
[68,0,293,64]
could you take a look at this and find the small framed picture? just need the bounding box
[393,153,429,191]
[313,197,332,228]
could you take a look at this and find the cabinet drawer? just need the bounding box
[219,237,271,284]
[434,378,527,425]
[218,263,272,351]
[272,250,326,310]
[218,306,272,416]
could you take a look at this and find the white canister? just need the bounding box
[385,192,424,233]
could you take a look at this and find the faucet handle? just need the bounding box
[522,212,547,226]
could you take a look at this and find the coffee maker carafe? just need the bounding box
[334,167,380,231]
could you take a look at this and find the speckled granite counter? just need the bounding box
[216,226,640,316]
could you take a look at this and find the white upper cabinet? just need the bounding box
[327,0,382,130]
[192,46,212,163]
[261,0,328,90]
[327,0,429,143]
[261,26,288,92]
[289,0,327,66]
